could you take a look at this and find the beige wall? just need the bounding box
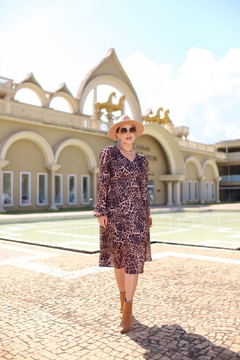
[185,162,198,181]
[134,135,168,205]
[4,139,47,209]
[57,146,90,206]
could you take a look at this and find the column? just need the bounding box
[92,87,97,118]
[181,181,186,204]
[0,160,10,212]
[173,181,181,205]
[214,177,221,203]
[47,164,61,210]
[166,181,173,206]
[198,176,206,204]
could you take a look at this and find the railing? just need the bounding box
[215,151,227,160]
[220,175,240,183]
[0,99,108,134]
[176,138,215,153]
[227,152,240,162]
[0,77,13,90]
[172,126,189,138]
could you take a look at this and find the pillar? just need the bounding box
[0,160,10,212]
[214,177,221,203]
[166,181,173,206]
[47,164,61,210]
[92,87,97,118]
[198,176,206,204]
[181,181,186,204]
[173,181,181,205]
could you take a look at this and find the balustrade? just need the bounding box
[0,99,106,133]
[177,138,215,153]
[220,175,240,183]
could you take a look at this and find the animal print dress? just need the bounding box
[94,146,152,274]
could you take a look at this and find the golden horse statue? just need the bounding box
[112,94,125,115]
[143,108,174,131]
[143,107,163,123]
[94,92,116,119]
[160,110,174,130]
[94,92,125,120]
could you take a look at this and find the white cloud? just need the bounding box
[123,52,172,113]
[123,48,240,144]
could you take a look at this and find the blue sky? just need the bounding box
[1,0,240,144]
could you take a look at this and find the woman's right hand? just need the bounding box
[98,216,108,228]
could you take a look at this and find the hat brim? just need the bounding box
[108,118,144,141]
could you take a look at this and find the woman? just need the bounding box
[94,114,152,334]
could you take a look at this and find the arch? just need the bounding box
[202,159,219,178]
[77,48,140,105]
[143,124,184,174]
[0,131,54,166]
[79,75,142,121]
[184,156,202,177]
[13,83,48,107]
[48,92,78,113]
[54,138,97,171]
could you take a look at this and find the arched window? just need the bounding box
[14,89,41,106]
[49,97,72,113]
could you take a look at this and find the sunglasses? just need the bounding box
[118,126,136,134]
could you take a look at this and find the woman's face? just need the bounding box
[117,125,136,145]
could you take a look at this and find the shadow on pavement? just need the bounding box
[126,317,240,359]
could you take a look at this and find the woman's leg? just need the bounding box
[114,269,139,299]
[125,273,138,302]
[115,268,126,317]
[114,268,125,292]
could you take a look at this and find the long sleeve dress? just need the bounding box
[94,146,152,274]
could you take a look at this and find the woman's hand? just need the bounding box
[98,216,108,228]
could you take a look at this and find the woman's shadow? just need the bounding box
[126,317,240,359]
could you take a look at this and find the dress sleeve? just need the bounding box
[140,156,151,217]
[93,147,111,217]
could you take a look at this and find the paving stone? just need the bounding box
[1,227,240,360]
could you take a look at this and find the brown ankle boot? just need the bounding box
[119,292,126,318]
[120,300,133,334]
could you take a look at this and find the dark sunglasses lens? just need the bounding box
[120,127,136,134]
[120,128,127,134]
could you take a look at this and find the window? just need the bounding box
[206,182,209,200]
[194,181,198,201]
[68,175,77,204]
[147,180,154,205]
[20,172,31,205]
[55,174,62,204]
[81,175,90,204]
[37,173,47,204]
[3,172,13,205]
[182,181,186,202]
[211,182,215,200]
[188,181,192,201]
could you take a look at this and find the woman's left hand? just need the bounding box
[98,216,108,228]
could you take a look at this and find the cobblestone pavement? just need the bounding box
[0,238,240,360]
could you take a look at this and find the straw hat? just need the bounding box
[108,115,144,141]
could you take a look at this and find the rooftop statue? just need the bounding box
[143,108,174,131]
[94,92,125,120]
[94,92,116,120]
[112,94,125,114]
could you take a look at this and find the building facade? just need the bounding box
[0,49,239,212]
